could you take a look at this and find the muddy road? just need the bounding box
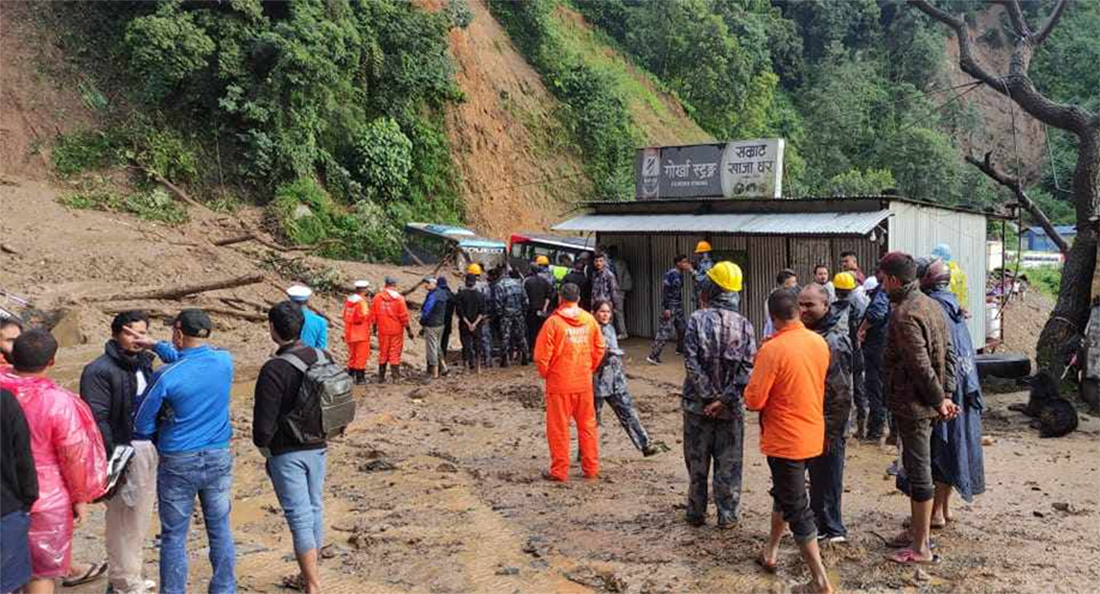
[60,340,1099,594]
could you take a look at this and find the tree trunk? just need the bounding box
[88,274,265,302]
[1035,127,1100,375]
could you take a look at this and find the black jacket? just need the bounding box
[455,288,487,324]
[253,343,327,456]
[562,270,591,310]
[79,341,156,455]
[2,389,39,516]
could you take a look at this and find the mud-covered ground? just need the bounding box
[58,339,1100,594]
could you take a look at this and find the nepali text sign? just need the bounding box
[635,139,784,200]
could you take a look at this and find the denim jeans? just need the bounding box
[808,435,848,538]
[266,449,326,555]
[158,448,236,594]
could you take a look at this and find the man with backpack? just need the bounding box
[253,302,354,594]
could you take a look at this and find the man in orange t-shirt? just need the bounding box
[745,289,834,594]
[371,277,414,382]
[534,282,606,482]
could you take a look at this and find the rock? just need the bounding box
[1033,510,1045,518]
[359,459,397,473]
[495,567,520,576]
[913,568,931,583]
[437,462,459,473]
[49,309,85,347]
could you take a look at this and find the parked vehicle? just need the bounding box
[507,233,594,276]
[403,223,506,274]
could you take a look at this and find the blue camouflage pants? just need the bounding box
[596,391,651,452]
[478,322,493,367]
[683,411,743,522]
[500,313,528,364]
[649,311,685,359]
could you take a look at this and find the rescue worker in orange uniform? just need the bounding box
[343,280,373,385]
[534,282,606,482]
[371,276,414,382]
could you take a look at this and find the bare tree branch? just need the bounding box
[1034,0,1070,46]
[909,1,1004,89]
[997,0,1032,39]
[966,151,1069,253]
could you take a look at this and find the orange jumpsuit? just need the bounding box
[534,303,606,481]
[371,289,410,366]
[343,294,372,371]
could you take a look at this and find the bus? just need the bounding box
[402,223,506,274]
[507,233,595,276]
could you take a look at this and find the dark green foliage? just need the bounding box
[59,187,189,225]
[52,130,121,177]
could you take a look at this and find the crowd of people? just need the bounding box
[0,239,983,594]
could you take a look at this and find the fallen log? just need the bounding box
[101,304,267,323]
[213,232,257,247]
[88,274,264,302]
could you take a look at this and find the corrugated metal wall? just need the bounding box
[888,202,988,347]
[596,232,881,341]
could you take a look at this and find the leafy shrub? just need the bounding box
[124,6,215,102]
[270,178,338,247]
[353,117,413,204]
[58,187,188,224]
[136,128,199,183]
[446,0,474,29]
[1027,265,1062,297]
[52,130,120,176]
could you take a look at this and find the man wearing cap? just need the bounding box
[287,285,328,350]
[343,281,372,385]
[534,283,606,482]
[132,309,236,594]
[931,244,969,317]
[455,273,488,372]
[371,277,414,382]
[692,241,714,308]
[469,264,495,368]
[419,276,450,379]
[681,261,756,528]
[834,272,869,438]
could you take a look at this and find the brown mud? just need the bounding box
[56,338,1099,594]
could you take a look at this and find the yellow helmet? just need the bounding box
[706,261,743,292]
[535,255,550,266]
[694,240,712,254]
[833,272,857,291]
[466,263,483,275]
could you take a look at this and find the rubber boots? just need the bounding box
[427,365,437,380]
[378,364,387,383]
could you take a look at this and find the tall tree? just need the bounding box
[910,0,1100,377]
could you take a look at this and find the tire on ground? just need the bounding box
[975,353,1032,379]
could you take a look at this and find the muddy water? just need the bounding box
[60,340,1100,593]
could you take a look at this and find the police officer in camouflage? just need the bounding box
[647,255,693,365]
[469,263,494,369]
[681,261,756,528]
[494,269,530,367]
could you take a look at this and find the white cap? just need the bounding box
[286,284,312,301]
[354,280,370,289]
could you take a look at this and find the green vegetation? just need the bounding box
[45,0,471,261]
[59,187,189,225]
[1026,265,1062,297]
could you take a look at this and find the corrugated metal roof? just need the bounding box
[553,210,892,236]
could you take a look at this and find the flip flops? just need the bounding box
[888,548,941,565]
[755,554,778,574]
[62,562,108,587]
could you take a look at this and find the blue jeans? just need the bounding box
[808,435,847,538]
[1,511,30,594]
[158,448,236,594]
[266,449,326,555]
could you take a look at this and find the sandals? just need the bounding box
[62,562,108,587]
[755,554,778,574]
[888,548,941,565]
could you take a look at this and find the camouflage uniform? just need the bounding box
[681,291,756,524]
[475,279,494,367]
[692,253,714,308]
[807,299,854,538]
[842,289,869,432]
[590,267,622,311]
[495,276,529,365]
[649,268,686,360]
[594,324,651,452]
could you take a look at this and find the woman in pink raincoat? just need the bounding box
[0,329,106,594]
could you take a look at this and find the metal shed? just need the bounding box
[553,196,1000,348]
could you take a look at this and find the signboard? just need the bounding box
[634,138,784,200]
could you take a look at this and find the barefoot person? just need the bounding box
[592,301,663,457]
[920,258,985,527]
[745,290,833,594]
[879,252,958,564]
[534,283,606,482]
[2,330,107,594]
[681,262,756,528]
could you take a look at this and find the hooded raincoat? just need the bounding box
[343,294,372,371]
[0,372,107,578]
[372,289,411,366]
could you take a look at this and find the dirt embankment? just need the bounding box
[442,0,591,240]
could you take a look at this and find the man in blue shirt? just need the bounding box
[287,285,328,349]
[132,309,236,594]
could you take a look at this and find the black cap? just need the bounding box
[172,308,212,338]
